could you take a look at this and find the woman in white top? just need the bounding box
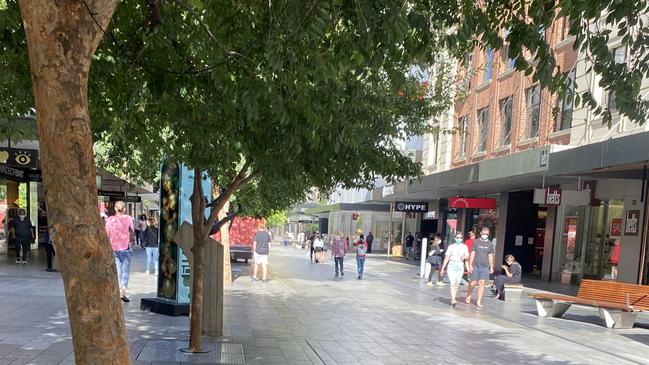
[440,232,470,308]
[313,235,325,263]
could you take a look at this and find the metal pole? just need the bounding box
[401,213,407,257]
[420,237,428,278]
[639,172,649,284]
[388,202,394,257]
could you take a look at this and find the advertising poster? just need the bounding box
[562,216,579,272]
[625,210,640,236]
[611,218,622,237]
[158,162,180,301]
[176,165,211,304]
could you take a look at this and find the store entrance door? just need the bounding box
[580,200,624,281]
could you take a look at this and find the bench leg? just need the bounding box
[535,299,571,317]
[503,288,523,302]
[598,309,638,329]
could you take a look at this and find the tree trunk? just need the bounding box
[188,241,206,351]
[219,201,232,286]
[17,1,130,364]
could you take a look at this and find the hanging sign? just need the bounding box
[544,187,562,205]
[394,201,428,213]
[625,210,640,236]
[0,148,39,168]
[448,197,497,209]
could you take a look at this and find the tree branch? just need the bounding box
[169,0,254,64]
[204,161,257,232]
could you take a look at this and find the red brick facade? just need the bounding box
[451,17,577,168]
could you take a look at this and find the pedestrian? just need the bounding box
[493,255,522,300]
[465,227,495,308]
[308,232,315,262]
[11,209,34,264]
[252,221,272,282]
[332,231,347,277]
[106,201,135,302]
[610,240,621,280]
[143,216,159,275]
[354,234,368,279]
[313,234,325,263]
[439,232,470,308]
[426,235,445,286]
[465,231,476,253]
[405,232,414,259]
[138,214,148,249]
[366,231,374,253]
[44,226,57,272]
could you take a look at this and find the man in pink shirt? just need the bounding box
[331,231,348,277]
[105,201,134,302]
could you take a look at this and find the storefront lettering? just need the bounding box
[545,188,562,205]
[394,201,428,213]
[625,210,640,236]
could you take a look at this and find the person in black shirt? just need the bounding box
[494,254,523,300]
[405,232,414,259]
[366,232,374,253]
[12,209,34,264]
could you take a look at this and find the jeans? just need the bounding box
[15,237,30,262]
[356,256,366,276]
[45,242,55,269]
[113,249,132,289]
[145,247,159,274]
[335,257,344,275]
[139,231,147,246]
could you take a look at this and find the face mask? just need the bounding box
[455,238,463,244]
[19,215,25,220]
[481,234,488,240]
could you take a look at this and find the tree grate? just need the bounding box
[136,340,245,364]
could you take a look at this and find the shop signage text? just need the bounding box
[98,190,125,199]
[611,218,622,237]
[544,188,562,205]
[625,210,640,236]
[0,147,39,168]
[581,180,599,206]
[394,201,428,213]
[111,195,141,203]
[448,197,497,209]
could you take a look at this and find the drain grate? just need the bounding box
[136,340,245,364]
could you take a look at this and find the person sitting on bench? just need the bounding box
[493,254,522,300]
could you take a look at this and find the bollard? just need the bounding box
[420,238,428,278]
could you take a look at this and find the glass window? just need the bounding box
[457,116,468,159]
[555,70,575,131]
[526,85,541,138]
[502,30,515,70]
[484,49,493,81]
[608,47,627,113]
[500,97,512,145]
[477,107,489,152]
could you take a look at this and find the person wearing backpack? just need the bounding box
[252,221,272,282]
[354,234,368,279]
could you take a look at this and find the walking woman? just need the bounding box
[143,217,159,275]
[440,232,470,308]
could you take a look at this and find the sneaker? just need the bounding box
[435,281,446,286]
[15,258,21,264]
[426,282,434,286]
[262,278,268,283]
[357,275,362,280]
[335,273,339,277]
[251,277,257,282]
[120,295,130,303]
[46,268,58,272]
[22,261,27,265]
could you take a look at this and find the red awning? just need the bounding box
[449,197,497,209]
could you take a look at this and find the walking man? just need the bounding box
[106,201,134,302]
[366,231,374,253]
[12,209,34,264]
[332,231,347,277]
[355,234,368,279]
[143,217,159,275]
[252,221,272,282]
[405,232,414,259]
[465,227,494,308]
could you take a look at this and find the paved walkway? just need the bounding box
[1,246,649,364]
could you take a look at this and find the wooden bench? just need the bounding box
[530,280,649,329]
[503,283,524,302]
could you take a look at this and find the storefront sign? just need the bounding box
[625,210,640,236]
[581,180,599,206]
[448,197,497,209]
[0,148,39,168]
[544,187,562,205]
[539,149,549,167]
[0,165,42,182]
[423,211,437,220]
[109,195,141,203]
[98,190,125,199]
[394,201,428,213]
[611,218,622,237]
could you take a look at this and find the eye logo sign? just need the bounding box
[0,148,38,169]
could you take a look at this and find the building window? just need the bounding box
[502,30,515,70]
[427,132,439,167]
[484,49,493,82]
[457,116,468,159]
[526,85,541,139]
[608,46,627,113]
[500,97,513,145]
[477,107,489,152]
[555,70,575,131]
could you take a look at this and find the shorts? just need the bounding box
[470,266,490,282]
[254,253,268,265]
[315,247,323,252]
